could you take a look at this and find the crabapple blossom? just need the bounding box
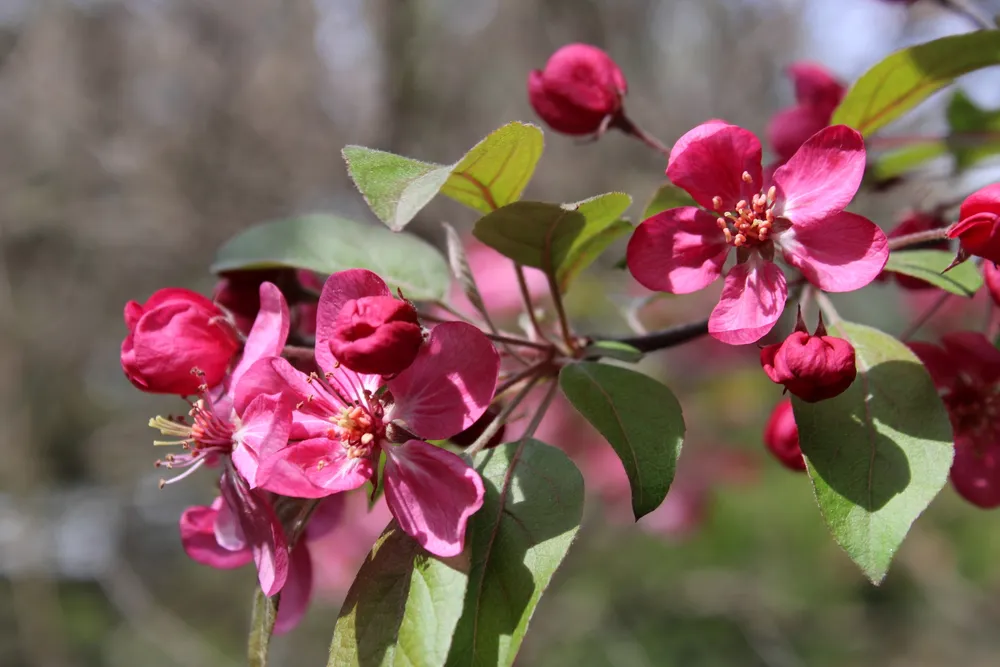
[763,399,806,471]
[909,332,1000,508]
[239,269,499,557]
[627,122,888,344]
[767,62,845,164]
[328,293,423,376]
[528,43,627,136]
[948,184,1000,265]
[121,288,239,394]
[760,315,857,402]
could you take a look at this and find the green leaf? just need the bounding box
[559,362,684,519]
[946,90,1000,171]
[211,213,450,301]
[641,183,698,219]
[440,123,545,215]
[445,440,584,667]
[328,524,469,667]
[792,321,953,584]
[884,249,982,297]
[343,122,544,230]
[580,340,645,363]
[832,30,1000,136]
[248,588,277,667]
[869,141,948,182]
[473,192,632,291]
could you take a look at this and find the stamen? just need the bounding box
[712,196,723,211]
[158,457,207,488]
[741,171,753,184]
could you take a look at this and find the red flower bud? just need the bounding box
[528,43,627,136]
[984,261,1000,306]
[329,296,423,376]
[760,327,857,403]
[950,435,1000,509]
[763,399,805,471]
[947,184,1000,264]
[121,288,239,395]
[214,269,307,335]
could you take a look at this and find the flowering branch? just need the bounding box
[887,227,951,251]
[466,374,541,456]
[602,319,710,353]
[613,114,672,157]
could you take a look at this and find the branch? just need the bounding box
[602,319,709,353]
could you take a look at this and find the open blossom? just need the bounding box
[122,288,239,394]
[767,63,845,163]
[528,43,627,136]
[947,184,1000,264]
[760,315,857,402]
[909,333,1000,508]
[627,122,889,344]
[763,399,806,471]
[241,269,499,557]
[148,282,295,594]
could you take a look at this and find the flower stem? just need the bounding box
[545,272,577,353]
[520,380,559,443]
[515,263,550,343]
[901,291,952,341]
[613,114,672,157]
[887,228,951,251]
[282,345,314,361]
[466,375,541,456]
[483,331,553,351]
[603,319,710,353]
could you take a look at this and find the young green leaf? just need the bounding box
[946,90,1000,172]
[327,525,469,667]
[832,30,1000,136]
[248,588,277,667]
[641,182,698,219]
[884,250,982,297]
[792,321,954,584]
[343,122,544,230]
[472,192,632,291]
[559,362,684,519]
[445,441,584,667]
[211,213,451,301]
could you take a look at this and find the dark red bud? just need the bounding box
[950,436,1000,509]
[760,330,857,402]
[121,288,239,395]
[214,269,300,335]
[528,43,627,136]
[329,296,423,376]
[948,213,1000,265]
[763,399,806,472]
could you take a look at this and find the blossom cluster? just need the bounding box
[122,269,499,631]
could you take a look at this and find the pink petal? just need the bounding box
[219,469,289,596]
[959,183,1000,220]
[383,440,485,557]
[230,282,290,391]
[666,121,762,212]
[258,438,373,498]
[234,357,343,418]
[388,322,500,440]
[626,207,729,293]
[232,392,293,488]
[274,542,313,635]
[315,269,390,376]
[766,105,830,164]
[772,125,866,226]
[212,495,247,552]
[179,502,252,570]
[778,211,889,291]
[708,259,788,345]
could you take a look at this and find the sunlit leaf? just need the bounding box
[211,213,450,301]
[641,183,698,219]
[884,250,982,297]
[792,321,953,584]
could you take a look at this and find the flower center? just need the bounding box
[712,172,777,248]
[149,398,235,487]
[333,403,384,459]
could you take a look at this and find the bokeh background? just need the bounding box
[4,0,1000,665]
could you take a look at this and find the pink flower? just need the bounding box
[627,122,889,344]
[760,316,857,402]
[528,43,627,136]
[121,288,240,394]
[767,63,845,163]
[763,399,806,471]
[909,332,1000,508]
[947,184,1000,264]
[242,269,499,557]
[328,295,423,376]
[179,482,311,633]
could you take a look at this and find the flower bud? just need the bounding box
[214,269,304,335]
[121,288,239,394]
[528,43,627,136]
[950,436,1000,509]
[329,296,423,375]
[760,324,857,403]
[947,184,1000,264]
[762,399,806,471]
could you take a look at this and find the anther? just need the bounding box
[712,196,723,210]
[742,171,753,184]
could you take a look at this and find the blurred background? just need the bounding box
[4,0,1000,665]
